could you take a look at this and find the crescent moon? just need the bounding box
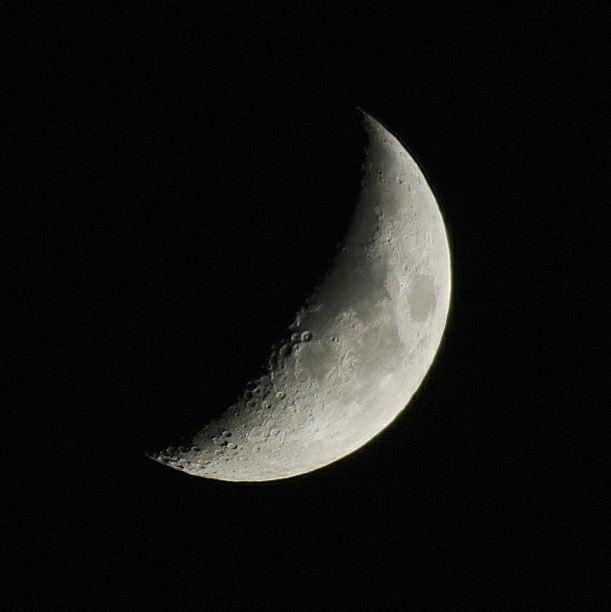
[149,111,451,482]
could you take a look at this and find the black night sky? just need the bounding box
[7,3,608,610]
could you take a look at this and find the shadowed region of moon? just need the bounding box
[148,111,452,482]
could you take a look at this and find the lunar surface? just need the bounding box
[149,111,451,482]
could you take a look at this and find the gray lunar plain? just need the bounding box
[150,112,451,481]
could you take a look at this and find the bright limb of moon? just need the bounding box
[149,111,451,482]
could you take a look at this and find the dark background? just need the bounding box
[6,2,608,609]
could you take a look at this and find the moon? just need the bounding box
[148,111,451,482]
